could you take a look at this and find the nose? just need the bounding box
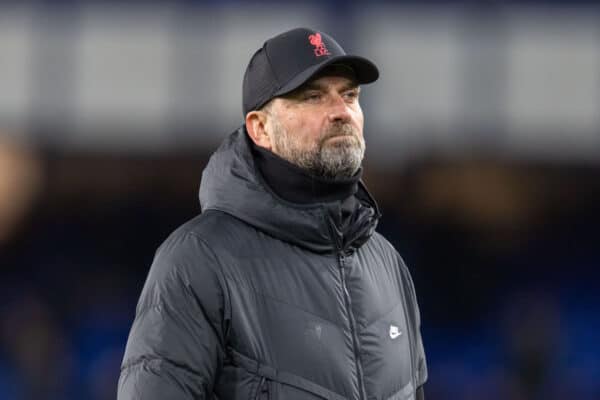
[327,94,352,123]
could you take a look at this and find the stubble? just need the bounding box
[270,116,365,179]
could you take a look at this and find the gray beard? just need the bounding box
[270,119,365,179]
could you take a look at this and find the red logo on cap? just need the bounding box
[308,33,330,57]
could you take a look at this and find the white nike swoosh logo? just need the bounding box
[389,325,402,339]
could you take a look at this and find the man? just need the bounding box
[118,27,427,400]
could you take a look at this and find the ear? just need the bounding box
[245,110,273,150]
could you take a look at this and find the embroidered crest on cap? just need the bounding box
[308,33,331,57]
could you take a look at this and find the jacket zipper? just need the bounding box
[338,252,367,400]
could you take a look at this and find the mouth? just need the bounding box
[323,132,356,142]
[320,124,359,146]
[325,135,352,141]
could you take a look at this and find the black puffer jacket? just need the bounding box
[118,127,427,400]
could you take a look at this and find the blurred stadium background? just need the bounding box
[1,1,599,399]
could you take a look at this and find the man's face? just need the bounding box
[264,74,365,179]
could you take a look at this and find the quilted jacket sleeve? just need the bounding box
[118,231,229,399]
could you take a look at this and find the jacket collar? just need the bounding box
[199,126,380,254]
[251,142,361,204]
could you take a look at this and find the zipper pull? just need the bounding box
[338,252,346,267]
[339,249,354,268]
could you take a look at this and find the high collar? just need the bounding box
[251,142,361,205]
[199,126,380,254]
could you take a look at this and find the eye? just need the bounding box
[302,90,323,103]
[343,89,360,102]
[302,91,322,102]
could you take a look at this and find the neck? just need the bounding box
[251,142,361,204]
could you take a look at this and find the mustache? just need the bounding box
[320,123,358,142]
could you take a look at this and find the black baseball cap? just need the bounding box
[242,27,379,116]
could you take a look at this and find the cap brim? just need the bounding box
[273,55,379,98]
